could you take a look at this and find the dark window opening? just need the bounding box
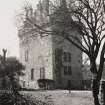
[63,52,71,62]
[68,66,71,75]
[64,66,72,75]
[31,68,34,80]
[64,66,68,75]
[23,81,25,87]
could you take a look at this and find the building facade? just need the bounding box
[18,0,83,89]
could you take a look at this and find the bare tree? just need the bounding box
[70,1,105,105]
[17,0,105,105]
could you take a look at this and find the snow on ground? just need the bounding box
[21,90,94,105]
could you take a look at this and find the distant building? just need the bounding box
[18,0,83,89]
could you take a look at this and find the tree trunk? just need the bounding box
[100,81,105,105]
[90,58,101,105]
[92,79,100,105]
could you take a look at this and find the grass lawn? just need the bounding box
[21,90,94,105]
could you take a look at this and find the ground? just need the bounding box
[21,90,94,105]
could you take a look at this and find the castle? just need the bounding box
[18,0,83,89]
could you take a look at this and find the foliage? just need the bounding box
[0,92,53,105]
[0,50,25,90]
[0,57,24,77]
[0,92,31,105]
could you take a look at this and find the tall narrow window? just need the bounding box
[63,52,68,62]
[40,67,45,79]
[23,81,25,87]
[31,68,34,80]
[68,53,71,62]
[68,66,72,75]
[64,66,68,75]
[55,48,63,61]
[25,50,28,62]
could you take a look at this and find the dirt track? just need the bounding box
[21,90,94,105]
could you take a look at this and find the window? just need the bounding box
[40,67,45,79]
[25,50,28,62]
[55,48,62,61]
[63,52,67,62]
[68,66,72,75]
[64,66,72,75]
[31,68,34,80]
[23,81,25,87]
[68,53,71,62]
[63,52,71,62]
[64,66,68,75]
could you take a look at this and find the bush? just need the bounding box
[0,92,31,105]
[0,92,53,105]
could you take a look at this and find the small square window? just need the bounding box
[63,52,71,62]
[64,66,72,75]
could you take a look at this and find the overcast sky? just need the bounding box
[0,0,38,58]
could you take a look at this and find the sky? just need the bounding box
[0,0,38,58]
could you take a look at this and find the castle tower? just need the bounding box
[18,0,83,90]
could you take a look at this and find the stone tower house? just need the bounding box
[18,0,83,89]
